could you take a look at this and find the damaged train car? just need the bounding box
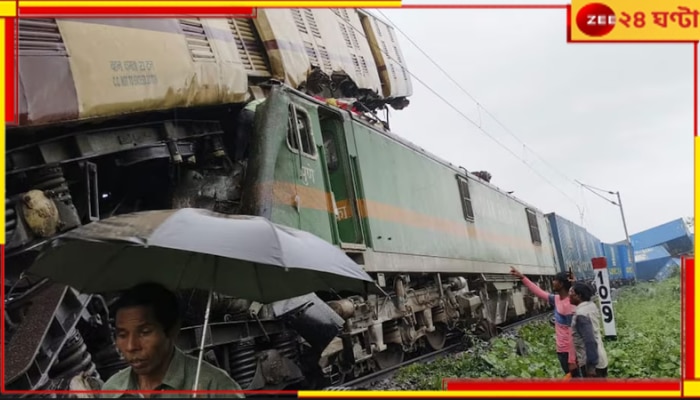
[5,10,563,393]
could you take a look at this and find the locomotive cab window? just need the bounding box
[287,112,300,150]
[322,130,339,172]
[286,105,317,159]
[525,208,541,245]
[456,175,474,222]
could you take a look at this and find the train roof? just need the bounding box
[14,12,412,128]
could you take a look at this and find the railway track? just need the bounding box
[325,312,554,391]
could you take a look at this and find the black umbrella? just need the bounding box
[28,208,374,393]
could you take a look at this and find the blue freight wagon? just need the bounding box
[600,242,623,286]
[634,245,673,281]
[630,218,693,257]
[616,243,636,283]
[546,213,604,281]
[654,258,681,282]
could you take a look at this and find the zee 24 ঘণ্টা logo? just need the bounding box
[575,2,700,38]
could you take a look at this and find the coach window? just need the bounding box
[456,175,474,222]
[525,208,541,245]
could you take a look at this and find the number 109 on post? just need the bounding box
[591,256,617,340]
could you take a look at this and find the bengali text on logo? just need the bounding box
[570,0,700,41]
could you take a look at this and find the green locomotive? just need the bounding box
[235,83,560,381]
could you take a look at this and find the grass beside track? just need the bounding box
[395,272,682,389]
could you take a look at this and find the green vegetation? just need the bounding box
[395,274,681,389]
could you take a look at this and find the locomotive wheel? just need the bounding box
[373,344,405,370]
[425,323,447,350]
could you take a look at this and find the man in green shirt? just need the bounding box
[100,283,244,398]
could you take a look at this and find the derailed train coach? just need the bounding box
[14,11,411,127]
[7,11,604,392]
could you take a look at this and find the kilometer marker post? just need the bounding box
[591,256,617,341]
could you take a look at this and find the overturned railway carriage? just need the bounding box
[7,12,572,392]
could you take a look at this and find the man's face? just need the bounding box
[569,288,581,305]
[552,279,562,291]
[115,305,173,377]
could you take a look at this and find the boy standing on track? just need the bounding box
[510,267,581,378]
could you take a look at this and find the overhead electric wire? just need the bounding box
[576,180,618,206]
[334,11,582,208]
[374,9,581,190]
[577,181,616,195]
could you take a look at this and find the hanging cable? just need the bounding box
[334,10,582,208]
[375,9,581,190]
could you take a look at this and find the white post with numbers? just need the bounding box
[591,257,617,340]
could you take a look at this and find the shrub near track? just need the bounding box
[395,273,681,389]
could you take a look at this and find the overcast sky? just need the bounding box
[367,2,694,243]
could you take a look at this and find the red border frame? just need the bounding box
[5,16,14,124]
[686,258,695,381]
[1,3,695,396]
[19,6,255,16]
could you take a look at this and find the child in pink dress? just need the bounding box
[510,266,580,377]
